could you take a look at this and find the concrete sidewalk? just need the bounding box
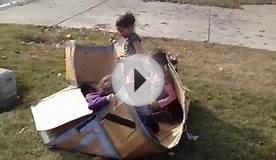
[0,0,38,10]
[0,0,275,51]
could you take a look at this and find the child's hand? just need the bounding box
[151,101,159,107]
[109,33,119,43]
[107,94,115,101]
[115,56,122,62]
[150,101,161,112]
[107,94,118,106]
[115,54,127,62]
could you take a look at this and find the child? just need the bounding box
[115,12,143,56]
[84,75,116,112]
[151,49,176,108]
[150,49,182,121]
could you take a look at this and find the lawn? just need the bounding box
[0,24,276,160]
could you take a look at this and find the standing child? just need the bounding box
[113,12,144,87]
[115,12,143,56]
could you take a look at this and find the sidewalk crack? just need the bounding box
[52,0,110,26]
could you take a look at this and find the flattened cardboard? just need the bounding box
[31,86,92,131]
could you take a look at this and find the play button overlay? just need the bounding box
[112,54,164,106]
[134,69,146,92]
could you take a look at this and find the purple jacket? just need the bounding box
[85,92,110,112]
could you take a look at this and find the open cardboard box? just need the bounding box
[31,40,190,159]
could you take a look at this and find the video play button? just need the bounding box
[112,54,164,106]
[134,69,146,92]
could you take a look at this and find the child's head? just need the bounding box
[80,84,96,96]
[152,48,179,66]
[97,74,113,96]
[151,48,168,67]
[116,12,136,38]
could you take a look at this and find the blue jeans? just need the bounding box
[135,106,159,133]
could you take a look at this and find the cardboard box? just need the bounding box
[31,41,190,159]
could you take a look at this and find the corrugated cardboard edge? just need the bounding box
[166,57,190,149]
[31,86,92,131]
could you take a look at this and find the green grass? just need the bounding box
[0,24,276,160]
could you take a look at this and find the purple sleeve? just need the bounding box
[86,94,110,112]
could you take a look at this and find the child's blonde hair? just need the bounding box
[97,74,113,96]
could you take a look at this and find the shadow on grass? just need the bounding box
[136,100,271,160]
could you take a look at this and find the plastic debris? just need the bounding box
[160,21,169,25]
[186,132,199,141]
[168,151,175,156]
[55,43,61,48]
[27,42,34,45]
[259,29,266,33]
[19,127,26,134]
[31,55,39,59]
[257,34,264,38]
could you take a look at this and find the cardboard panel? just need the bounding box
[65,41,116,85]
[65,46,77,83]
[79,138,103,156]
[124,133,162,159]
[31,87,92,131]
[102,103,137,157]
[102,103,164,158]
[39,116,89,143]
[155,62,188,148]
[103,119,135,143]
[103,104,135,143]
[54,132,104,156]
[110,125,161,159]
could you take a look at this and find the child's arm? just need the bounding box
[132,41,143,54]
[87,94,114,112]
[88,96,109,112]
[157,83,176,108]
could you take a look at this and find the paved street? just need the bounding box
[0,0,275,51]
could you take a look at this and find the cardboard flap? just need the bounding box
[65,41,116,84]
[31,86,92,131]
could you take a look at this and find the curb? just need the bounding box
[0,0,37,11]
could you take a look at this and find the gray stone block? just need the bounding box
[0,68,17,111]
